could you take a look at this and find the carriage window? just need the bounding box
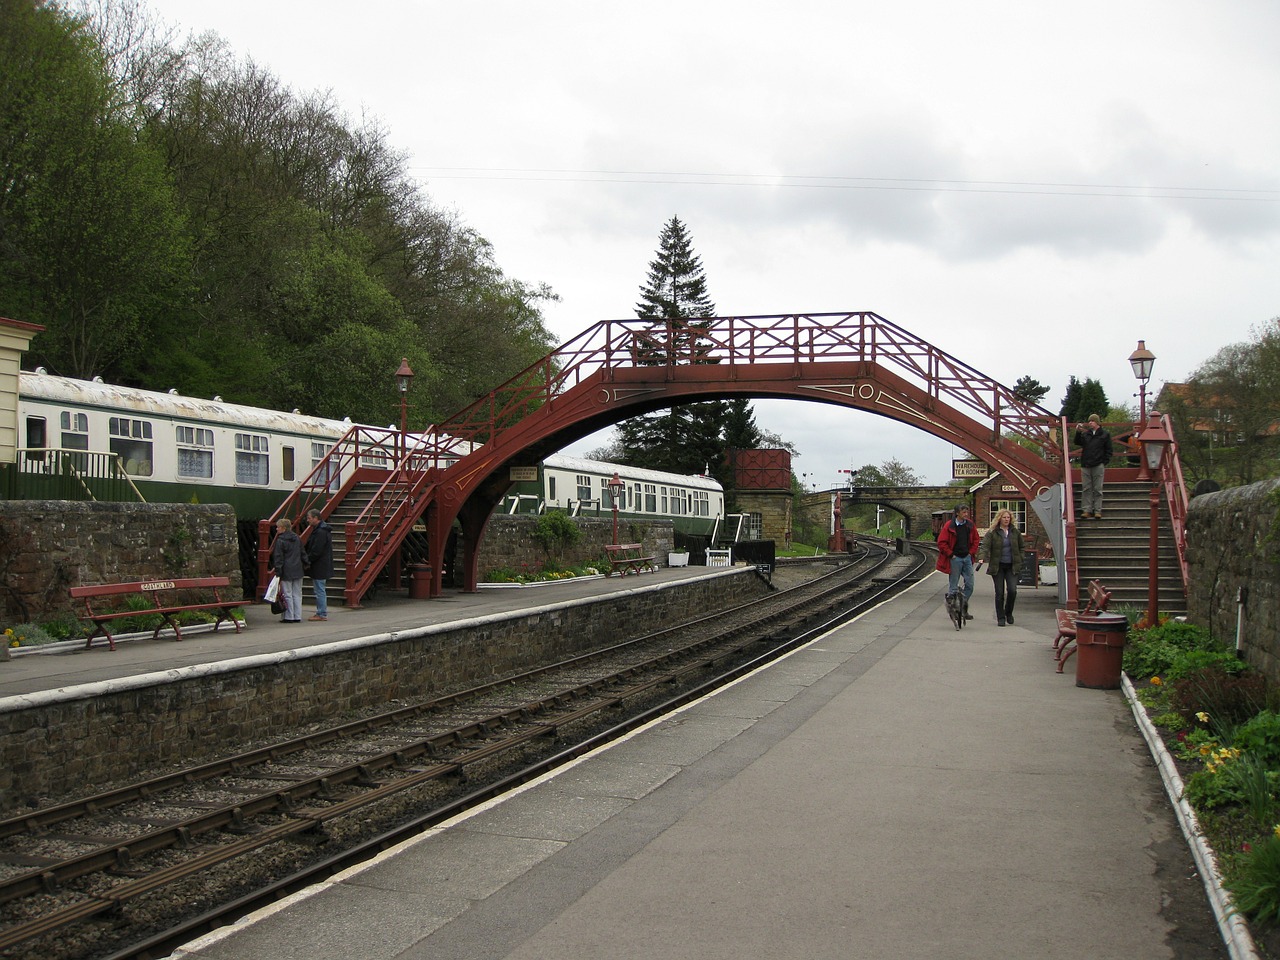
[600,477,617,509]
[59,411,89,451]
[234,433,270,485]
[109,417,153,476]
[644,484,657,512]
[693,490,710,517]
[312,442,340,492]
[548,475,556,502]
[660,486,669,514]
[576,474,592,503]
[175,425,214,478]
[24,416,46,462]
[632,483,640,512]
[282,446,295,482]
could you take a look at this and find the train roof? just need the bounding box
[19,370,353,437]
[543,453,723,492]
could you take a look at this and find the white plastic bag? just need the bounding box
[263,575,280,603]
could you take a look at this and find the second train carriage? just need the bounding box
[502,454,725,538]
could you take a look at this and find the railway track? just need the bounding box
[0,541,930,960]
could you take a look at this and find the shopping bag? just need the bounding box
[263,575,280,603]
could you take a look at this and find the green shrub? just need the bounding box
[1123,620,1219,679]
[530,511,581,554]
[38,613,86,641]
[2,623,59,647]
[1165,648,1249,682]
[1229,835,1280,923]
[1233,711,1280,767]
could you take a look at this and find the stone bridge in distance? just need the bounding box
[801,486,962,539]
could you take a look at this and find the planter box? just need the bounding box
[668,552,690,567]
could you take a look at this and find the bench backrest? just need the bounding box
[1086,579,1112,612]
[70,576,232,599]
[605,543,644,554]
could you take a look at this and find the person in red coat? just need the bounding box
[935,504,976,618]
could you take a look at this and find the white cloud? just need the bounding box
[149,0,1280,488]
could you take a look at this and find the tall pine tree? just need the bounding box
[618,217,738,485]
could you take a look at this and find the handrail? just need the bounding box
[435,313,1063,458]
[1153,414,1191,591]
[1060,417,1080,608]
[10,448,146,503]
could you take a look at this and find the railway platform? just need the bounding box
[160,575,1225,960]
[0,564,730,700]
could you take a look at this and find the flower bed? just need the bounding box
[1126,616,1280,956]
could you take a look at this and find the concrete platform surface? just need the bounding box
[164,576,1223,960]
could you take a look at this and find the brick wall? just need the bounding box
[0,570,765,811]
[0,501,240,625]
[1186,478,1280,681]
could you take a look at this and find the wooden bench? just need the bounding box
[605,543,656,577]
[70,577,244,651]
[1054,579,1112,673]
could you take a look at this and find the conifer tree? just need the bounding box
[618,217,740,485]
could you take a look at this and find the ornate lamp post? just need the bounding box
[395,357,414,460]
[1128,340,1156,424]
[1139,411,1173,626]
[608,472,624,546]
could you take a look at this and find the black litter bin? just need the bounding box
[1074,612,1128,689]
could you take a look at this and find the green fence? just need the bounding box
[1,449,146,503]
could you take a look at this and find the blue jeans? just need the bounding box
[948,555,974,601]
[312,579,327,618]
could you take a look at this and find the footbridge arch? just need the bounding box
[270,312,1067,605]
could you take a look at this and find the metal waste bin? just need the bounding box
[407,564,433,599]
[1074,612,1129,689]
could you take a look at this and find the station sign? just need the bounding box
[952,459,990,480]
[509,466,539,482]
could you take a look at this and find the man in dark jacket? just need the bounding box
[935,503,976,617]
[305,508,334,621]
[1073,414,1114,519]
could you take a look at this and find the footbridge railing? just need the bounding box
[436,312,1062,456]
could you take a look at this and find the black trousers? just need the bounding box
[992,562,1017,622]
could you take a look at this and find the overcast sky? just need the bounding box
[148,0,1280,487]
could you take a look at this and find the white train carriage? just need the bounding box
[505,453,725,537]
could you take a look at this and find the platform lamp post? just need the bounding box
[608,472,624,546]
[1139,412,1173,626]
[1129,340,1156,424]
[395,358,414,461]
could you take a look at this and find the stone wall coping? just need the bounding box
[0,568,739,716]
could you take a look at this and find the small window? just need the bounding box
[282,446,295,482]
[109,417,153,476]
[312,441,340,492]
[661,486,669,514]
[548,475,556,502]
[988,500,1027,532]
[175,425,214,479]
[234,433,270,485]
[644,483,657,512]
[24,416,46,462]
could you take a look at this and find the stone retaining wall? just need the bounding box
[475,515,675,579]
[0,569,765,812]
[1186,478,1280,682]
[0,501,241,626]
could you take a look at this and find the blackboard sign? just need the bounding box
[1018,550,1038,587]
